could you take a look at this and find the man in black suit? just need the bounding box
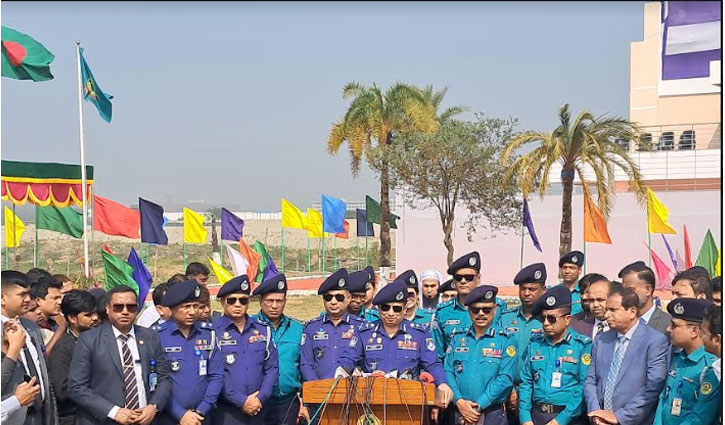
[619,261,672,335]
[1,270,58,425]
[68,285,171,425]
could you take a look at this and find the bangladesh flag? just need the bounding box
[1,26,54,81]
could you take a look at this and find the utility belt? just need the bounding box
[534,402,565,415]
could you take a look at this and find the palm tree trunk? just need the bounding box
[380,159,392,267]
[559,168,575,256]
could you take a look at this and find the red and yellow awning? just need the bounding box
[1,160,93,207]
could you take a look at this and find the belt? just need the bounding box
[534,402,565,414]
[481,403,504,415]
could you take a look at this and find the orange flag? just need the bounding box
[239,238,261,283]
[335,220,350,239]
[584,194,612,244]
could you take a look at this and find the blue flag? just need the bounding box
[127,247,152,307]
[263,255,280,281]
[322,194,346,234]
[138,198,168,245]
[523,199,542,252]
[79,48,113,123]
[356,209,375,237]
[221,208,244,241]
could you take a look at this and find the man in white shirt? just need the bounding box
[620,261,672,335]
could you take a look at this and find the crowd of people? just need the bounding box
[0,250,722,425]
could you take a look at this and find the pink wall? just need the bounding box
[395,190,721,286]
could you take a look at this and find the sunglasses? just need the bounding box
[453,274,476,282]
[379,304,404,313]
[407,291,417,298]
[225,297,250,306]
[111,303,138,313]
[323,294,346,302]
[542,314,567,324]
[469,306,494,315]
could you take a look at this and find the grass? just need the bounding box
[212,295,323,322]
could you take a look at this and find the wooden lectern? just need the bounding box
[303,377,437,425]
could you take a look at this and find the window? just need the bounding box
[678,130,695,150]
[614,137,630,150]
[638,133,653,151]
[658,132,675,150]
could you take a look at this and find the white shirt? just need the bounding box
[107,326,147,419]
[1,314,46,400]
[1,395,22,422]
[713,358,721,382]
[135,302,160,328]
[640,303,657,324]
[593,318,609,338]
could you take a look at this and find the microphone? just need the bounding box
[419,372,434,383]
[399,369,413,380]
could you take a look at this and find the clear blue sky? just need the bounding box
[2,1,644,211]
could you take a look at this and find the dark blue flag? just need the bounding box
[263,255,280,281]
[221,208,244,241]
[322,194,346,234]
[523,199,542,252]
[127,247,152,307]
[138,197,168,245]
[356,209,375,237]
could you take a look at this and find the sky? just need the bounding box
[1,1,644,211]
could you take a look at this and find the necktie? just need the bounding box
[603,335,626,410]
[21,345,43,411]
[118,334,140,410]
[595,321,605,336]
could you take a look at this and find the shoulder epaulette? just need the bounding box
[358,322,375,331]
[304,316,323,326]
[497,328,514,337]
[436,300,454,311]
[450,327,467,336]
[150,324,163,332]
[408,322,425,331]
[530,332,546,342]
[573,332,592,344]
[196,321,214,330]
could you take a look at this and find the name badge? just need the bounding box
[671,398,682,416]
[165,347,182,353]
[445,320,460,325]
[531,355,545,361]
[505,327,519,332]
[148,372,157,392]
[365,344,383,351]
[219,340,237,346]
[454,347,470,353]
[313,334,329,341]
[195,345,213,351]
[551,371,562,388]
[199,359,207,376]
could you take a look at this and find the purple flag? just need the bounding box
[138,198,168,245]
[675,249,686,272]
[662,2,721,80]
[221,208,244,241]
[322,194,346,234]
[127,247,152,306]
[263,255,280,281]
[356,209,375,237]
[523,199,542,252]
[661,234,679,270]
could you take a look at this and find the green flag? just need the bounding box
[1,26,54,82]
[252,241,269,283]
[80,48,113,123]
[36,206,84,238]
[365,195,399,229]
[101,250,138,293]
[695,229,720,277]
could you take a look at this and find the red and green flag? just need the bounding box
[1,26,54,82]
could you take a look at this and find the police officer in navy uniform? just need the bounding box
[346,269,377,322]
[299,268,364,382]
[213,275,279,425]
[518,285,592,425]
[443,285,517,425]
[251,274,306,425]
[155,280,224,425]
[558,252,584,316]
[398,269,434,328]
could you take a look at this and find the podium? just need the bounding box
[302,377,437,425]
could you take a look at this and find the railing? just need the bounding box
[616,122,721,151]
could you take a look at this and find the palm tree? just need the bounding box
[501,103,646,256]
[420,85,468,124]
[327,82,438,267]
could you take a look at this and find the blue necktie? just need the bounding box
[603,335,626,410]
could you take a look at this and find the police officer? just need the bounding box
[213,275,279,425]
[519,285,592,425]
[348,279,454,400]
[360,266,381,322]
[653,298,720,425]
[347,269,379,322]
[439,279,458,304]
[155,279,223,425]
[443,285,517,425]
[300,268,363,382]
[251,274,305,425]
[399,269,434,328]
[498,263,547,422]
[558,251,584,316]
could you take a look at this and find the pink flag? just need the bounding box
[644,242,673,289]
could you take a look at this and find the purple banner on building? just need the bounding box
[662,1,721,80]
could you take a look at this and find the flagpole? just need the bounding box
[34,206,39,268]
[519,221,524,270]
[356,234,360,270]
[12,203,17,269]
[334,236,338,270]
[648,232,652,268]
[307,236,311,274]
[76,41,90,278]
[281,226,285,273]
[90,192,95,277]
[583,242,587,275]
[365,226,369,267]
[4,204,9,269]
[322,235,326,273]
[183,242,187,270]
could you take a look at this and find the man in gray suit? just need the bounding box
[584,284,670,425]
[1,270,58,425]
[619,261,672,335]
[68,285,171,425]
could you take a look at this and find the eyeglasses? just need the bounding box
[379,304,404,313]
[469,306,494,315]
[670,321,697,329]
[111,303,138,313]
[323,294,346,302]
[225,297,250,306]
[407,291,417,298]
[542,314,567,324]
[453,274,476,282]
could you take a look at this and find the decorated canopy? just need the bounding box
[1,160,93,207]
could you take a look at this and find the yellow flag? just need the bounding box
[208,257,233,284]
[305,208,327,238]
[4,206,25,248]
[183,208,208,244]
[647,188,676,234]
[717,250,721,277]
[281,199,308,229]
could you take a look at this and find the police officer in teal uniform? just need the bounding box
[654,298,720,425]
[252,274,305,425]
[443,285,517,425]
[213,275,279,425]
[558,252,584,316]
[155,280,224,425]
[346,269,379,322]
[438,279,458,304]
[519,285,592,425]
[398,269,434,328]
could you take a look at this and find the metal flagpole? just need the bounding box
[365,225,369,267]
[34,206,39,268]
[307,236,311,273]
[648,232,652,268]
[333,236,338,270]
[76,41,90,278]
[183,242,187,270]
[12,203,17,269]
[321,235,326,273]
[519,222,525,269]
[356,234,360,270]
[4,203,9,269]
[90,192,95,277]
[281,226,285,273]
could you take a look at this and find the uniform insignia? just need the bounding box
[300,334,307,345]
[253,329,259,335]
[506,345,516,357]
[512,320,518,325]
[396,291,404,301]
[481,348,502,358]
[454,360,463,373]
[278,281,285,290]
[469,256,476,266]
[338,278,345,287]
[170,361,180,371]
[397,340,418,350]
[561,356,577,364]
[581,354,591,366]
[376,337,382,344]
[505,327,519,332]
[534,270,542,280]
[668,369,677,378]
[546,296,555,306]
[701,381,713,395]
[426,338,435,351]
[572,256,578,264]
[225,353,236,365]
[365,344,383,351]
[314,347,325,358]
[454,347,470,353]
[349,336,358,348]
[673,302,684,315]
[138,340,144,345]
[409,276,416,284]
[194,287,201,297]
[370,361,377,370]
[531,355,545,361]
[165,347,182,353]
[223,331,231,339]
[566,349,572,355]
[460,338,467,346]
[445,320,460,325]
[219,340,237,346]
[313,332,329,341]
[485,290,493,300]
[241,281,249,291]
[195,345,213,351]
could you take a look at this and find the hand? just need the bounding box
[589,410,618,424]
[436,383,454,408]
[113,408,139,425]
[242,391,262,416]
[431,407,439,423]
[14,377,41,406]
[4,320,26,351]
[455,399,481,424]
[544,419,561,425]
[179,410,204,425]
[298,405,310,424]
[54,314,67,327]
[507,388,519,412]
[132,405,157,425]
